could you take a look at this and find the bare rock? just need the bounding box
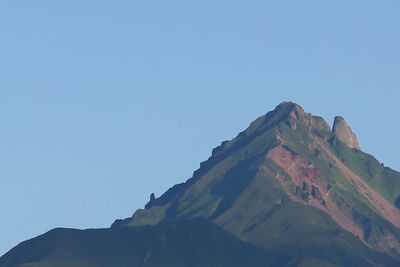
[332,116,361,150]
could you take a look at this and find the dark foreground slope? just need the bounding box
[2,218,395,267]
[0,219,290,267]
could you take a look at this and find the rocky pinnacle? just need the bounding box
[332,116,361,150]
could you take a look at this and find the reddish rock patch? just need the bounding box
[267,145,366,241]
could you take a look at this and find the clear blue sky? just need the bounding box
[1,0,400,255]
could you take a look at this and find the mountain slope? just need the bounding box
[113,102,400,265]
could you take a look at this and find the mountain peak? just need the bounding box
[332,116,361,150]
[275,101,305,114]
[277,101,301,108]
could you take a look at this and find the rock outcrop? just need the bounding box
[332,116,361,150]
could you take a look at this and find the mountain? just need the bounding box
[2,102,400,267]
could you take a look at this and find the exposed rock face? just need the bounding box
[332,116,361,150]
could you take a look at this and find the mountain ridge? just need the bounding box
[114,102,400,259]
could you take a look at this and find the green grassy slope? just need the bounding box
[329,138,400,205]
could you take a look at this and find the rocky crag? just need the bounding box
[332,116,361,150]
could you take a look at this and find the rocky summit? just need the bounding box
[2,102,400,267]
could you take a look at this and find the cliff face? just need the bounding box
[332,116,361,150]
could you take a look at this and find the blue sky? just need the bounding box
[1,0,400,255]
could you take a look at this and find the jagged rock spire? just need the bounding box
[332,116,361,150]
